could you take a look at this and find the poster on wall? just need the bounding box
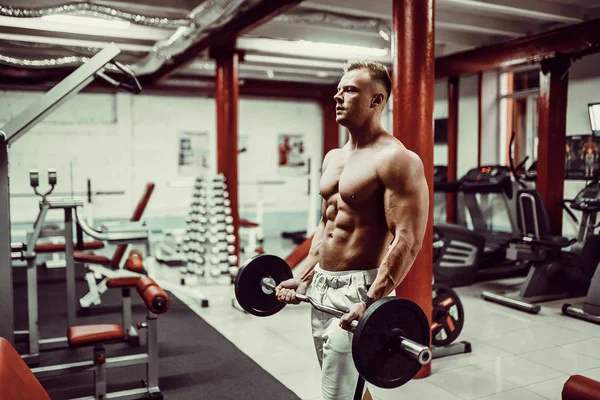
[278,133,308,176]
[177,131,209,177]
[566,135,600,180]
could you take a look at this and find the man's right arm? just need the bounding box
[276,150,334,303]
[297,200,327,286]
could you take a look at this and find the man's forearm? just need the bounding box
[367,235,421,301]
[298,220,325,285]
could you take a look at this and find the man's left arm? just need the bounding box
[367,149,429,301]
[339,148,428,329]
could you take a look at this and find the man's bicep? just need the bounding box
[384,158,429,245]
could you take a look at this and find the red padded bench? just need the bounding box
[0,338,50,400]
[26,276,169,400]
[35,240,104,253]
[563,375,600,400]
[68,276,169,348]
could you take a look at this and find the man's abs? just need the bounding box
[319,221,391,272]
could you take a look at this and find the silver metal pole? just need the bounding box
[0,138,13,344]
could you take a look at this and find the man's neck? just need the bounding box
[347,118,384,149]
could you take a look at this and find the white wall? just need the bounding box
[2,90,322,228]
[432,76,480,177]
[238,98,322,214]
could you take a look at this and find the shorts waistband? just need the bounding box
[314,264,378,277]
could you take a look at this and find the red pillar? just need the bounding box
[537,56,570,235]
[477,72,483,167]
[215,47,240,263]
[321,90,340,157]
[392,0,435,379]
[447,77,459,224]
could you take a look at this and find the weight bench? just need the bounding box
[30,276,169,400]
[77,184,154,321]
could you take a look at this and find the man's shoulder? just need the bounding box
[376,140,424,182]
[376,138,420,167]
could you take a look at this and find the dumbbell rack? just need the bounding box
[178,174,238,286]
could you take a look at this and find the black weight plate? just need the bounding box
[431,286,464,347]
[234,254,292,317]
[352,297,430,389]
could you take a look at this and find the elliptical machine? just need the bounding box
[562,182,600,324]
[481,134,597,313]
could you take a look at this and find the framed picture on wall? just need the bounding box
[177,131,209,177]
[278,133,308,176]
[566,135,600,180]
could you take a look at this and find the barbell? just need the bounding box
[234,254,432,389]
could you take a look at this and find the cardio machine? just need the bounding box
[562,181,600,323]
[481,180,600,313]
[434,165,529,286]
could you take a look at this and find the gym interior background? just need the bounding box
[2,1,600,400]
[5,55,600,237]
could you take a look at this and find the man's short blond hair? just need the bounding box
[343,60,392,101]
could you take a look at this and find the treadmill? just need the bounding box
[434,166,529,286]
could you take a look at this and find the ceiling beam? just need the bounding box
[148,0,304,83]
[435,18,600,78]
[438,0,584,24]
[239,78,333,99]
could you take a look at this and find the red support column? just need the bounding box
[392,0,435,379]
[537,56,570,235]
[447,77,459,224]
[477,72,483,167]
[321,92,339,158]
[215,47,240,263]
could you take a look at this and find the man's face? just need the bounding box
[334,69,382,128]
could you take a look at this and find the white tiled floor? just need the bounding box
[147,258,600,400]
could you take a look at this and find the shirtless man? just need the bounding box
[275,60,429,400]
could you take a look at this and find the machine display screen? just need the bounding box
[582,191,599,200]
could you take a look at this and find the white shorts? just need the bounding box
[310,265,378,400]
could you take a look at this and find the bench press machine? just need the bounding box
[77,183,154,314]
[74,205,151,343]
[0,43,141,348]
[0,275,169,400]
[12,169,107,364]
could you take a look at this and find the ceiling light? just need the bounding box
[237,38,389,61]
[244,54,345,70]
[296,40,388,57]
[316,71,329,78]
[379,30,390,41]
[41,15,130,30]
[267,69,275,79]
